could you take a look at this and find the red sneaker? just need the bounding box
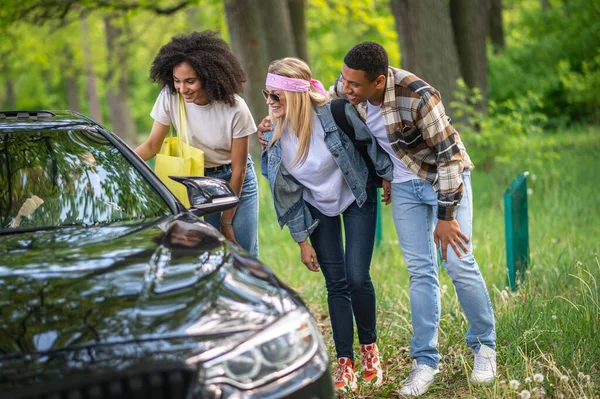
[333,357,357,392]
[360,343,383,386]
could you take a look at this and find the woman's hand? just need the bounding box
[381,179,392,205]
[221,222,241,247]
[298,240,320,272]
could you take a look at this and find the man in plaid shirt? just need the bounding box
[333,42,496,396]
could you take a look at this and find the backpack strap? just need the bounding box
[330,99,356,143]
[330,98,383,188]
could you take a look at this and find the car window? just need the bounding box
[0,129,172,230]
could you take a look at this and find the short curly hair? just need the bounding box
[150,30,246,106]
[344,42,388,81]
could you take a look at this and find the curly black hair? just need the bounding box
[344,42,389,81]
[150,30,246,106]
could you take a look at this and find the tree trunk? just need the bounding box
[81,18,103,124]
[3,81,16,110]
[225,0,270,158]
[65,76,79,111]
[63,48,80,111]
[287,0,308,62]
[489,0,505,54]
[391,0,463,113]
[256,0,297,61]
[450,0,489,113]
[104,16,137,145]
[541,0,551,9]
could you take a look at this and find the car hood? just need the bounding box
[0,213,294,387]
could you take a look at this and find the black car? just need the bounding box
[0,111,334,399]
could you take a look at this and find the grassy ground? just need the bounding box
[256,126,599,398]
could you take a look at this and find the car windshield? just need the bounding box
[0,128,171,231]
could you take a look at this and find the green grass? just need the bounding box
[256,125,600,398]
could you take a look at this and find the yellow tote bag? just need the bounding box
[155,94,204,207]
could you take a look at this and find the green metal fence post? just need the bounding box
[504,172,530,291]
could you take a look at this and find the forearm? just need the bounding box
[347,104,393,181]
[134,141,160,161]
[436,169,464,221]
[435,157,464,220]
[221,167,246,223]
[135,121,169,161]
[415,91,465,220]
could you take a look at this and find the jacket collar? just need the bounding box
[314,104,337,133]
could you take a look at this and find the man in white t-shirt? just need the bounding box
[329,42,497,396]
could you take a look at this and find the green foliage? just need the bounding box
[556,53,600,123]
[488,0,600,126]
[452,79,553,171]
[306,0,399,87]
[0,0,598,171]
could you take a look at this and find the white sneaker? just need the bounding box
[399,360,439,396]
[471,344,497,384]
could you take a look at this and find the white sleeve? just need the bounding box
[149,86,174,127]
[232,97,258,139]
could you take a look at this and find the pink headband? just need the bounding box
[265,73,328,97]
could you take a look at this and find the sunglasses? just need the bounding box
[262,89,281,103]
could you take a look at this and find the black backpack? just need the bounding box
[330,99,383,188]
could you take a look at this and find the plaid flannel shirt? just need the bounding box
[331,67,474,220]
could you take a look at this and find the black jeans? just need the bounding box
[307,185,378,361]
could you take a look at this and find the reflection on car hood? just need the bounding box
[0,214,293,388]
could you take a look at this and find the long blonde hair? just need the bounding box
[267,57,329,167]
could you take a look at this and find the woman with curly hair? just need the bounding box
[135,30,259,257]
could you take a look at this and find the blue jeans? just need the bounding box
[307,185,378,361]
[204,159,259,258]
[391,174,495,368]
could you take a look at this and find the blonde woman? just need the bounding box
[260,58,393,392]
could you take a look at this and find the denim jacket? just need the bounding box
[261,102,393,243]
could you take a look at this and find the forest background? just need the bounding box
[1,0,599,398]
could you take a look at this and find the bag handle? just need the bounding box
[331,98,356,142]
[177,94,192,159]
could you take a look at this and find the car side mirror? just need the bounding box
[169,176,239,216]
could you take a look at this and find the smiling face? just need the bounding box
[264,86,287,119]
[341,64,385,106]
[173,61,208,105]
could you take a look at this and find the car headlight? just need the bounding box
[198,309,321,390]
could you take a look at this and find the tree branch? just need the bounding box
[1,0,192,27]
[96,0,191,14]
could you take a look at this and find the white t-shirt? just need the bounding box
[150,87,257,167]
[366,100,416,184]
[280,111,355,217]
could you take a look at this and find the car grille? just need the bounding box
[7,365,195,399]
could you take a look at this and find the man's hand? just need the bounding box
[257,116,272,150]
[298,240,320,272]
[381,179,392,205]
[433,219,469,261]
